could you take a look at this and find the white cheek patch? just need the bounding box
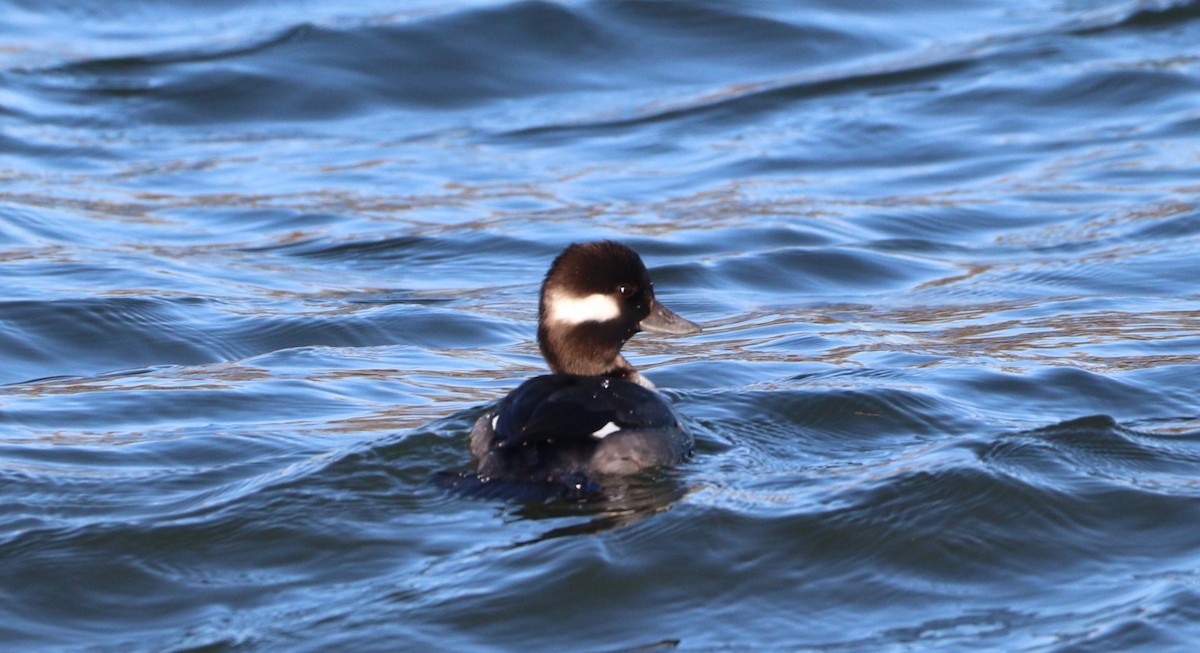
[591,421,622,439]
[547,291,621,325]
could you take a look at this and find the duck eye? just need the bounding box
[617,284,636,297]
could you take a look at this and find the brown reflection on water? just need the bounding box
[665,302,1199,377]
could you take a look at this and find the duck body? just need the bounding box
[468,241,700,490]
[470,374,691,479]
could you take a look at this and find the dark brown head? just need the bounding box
[536,241,700,377]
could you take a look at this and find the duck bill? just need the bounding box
[639,299,702,335]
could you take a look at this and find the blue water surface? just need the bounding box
[2,1,1200,651]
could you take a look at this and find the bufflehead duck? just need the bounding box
[469,241,701,493]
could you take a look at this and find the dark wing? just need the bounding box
[492,375,679,449]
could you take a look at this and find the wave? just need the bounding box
[0,293,501,385]
[12,0,889,125]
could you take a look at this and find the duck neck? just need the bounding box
[537,323,628,375]
[536,327,657,389]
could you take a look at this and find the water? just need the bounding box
[2,0,1199,650]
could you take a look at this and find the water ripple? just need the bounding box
[3,0,1200,650]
